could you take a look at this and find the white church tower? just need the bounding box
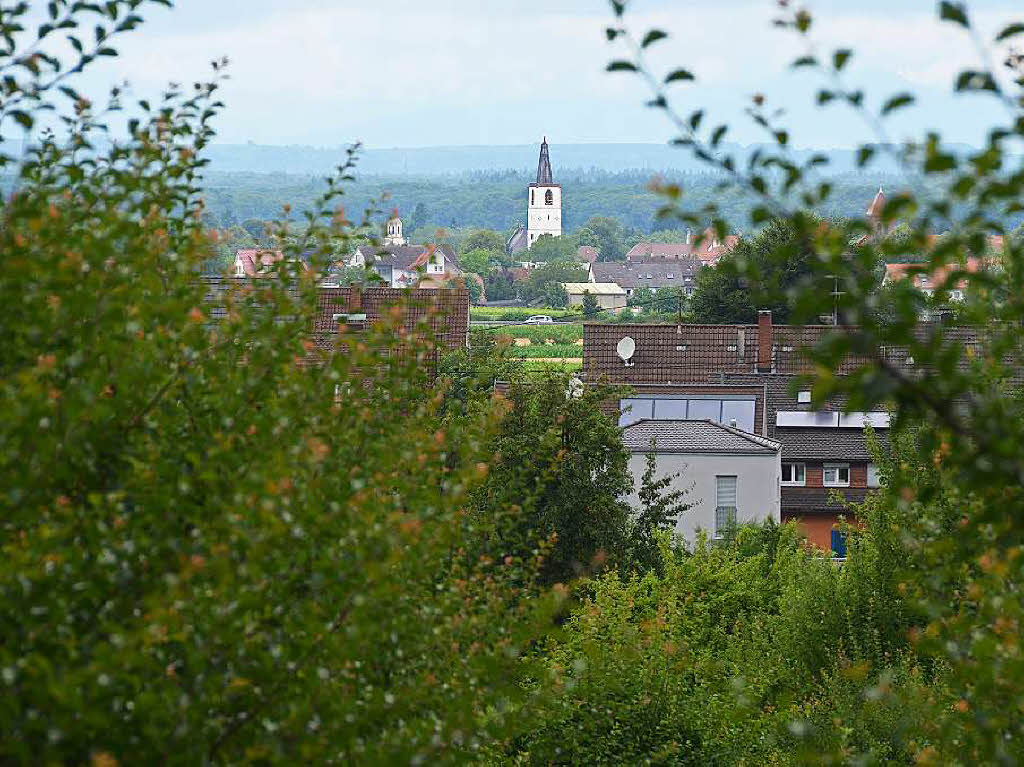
[527,137,561,247]
[383,214,406,246]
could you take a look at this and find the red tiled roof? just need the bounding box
[583,322,876,383]
[235,249,292,277]
[883,257,987,291]
[577,246,599,264]
[626,229,740,266]
[313,286,469,351]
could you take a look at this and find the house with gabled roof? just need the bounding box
[626,228,740,267]
[582,310,1009,555]
[589,258,702,297]
[621,419,782,543]
[348,243,462,289]
[234,249,310,278]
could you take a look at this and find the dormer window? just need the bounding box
[544,189,553,205]
[666,273,674,279]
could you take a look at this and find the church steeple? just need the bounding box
[536,136,553,185]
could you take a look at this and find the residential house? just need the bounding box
[589,258,702,297]
[582,311,909,556]
[348,244,462,289]
[577,245,599,265]
[234,249,310,277]
[563,282,627,311]
[626,228,740,267]
[309,285,470,374]
[622,419,781,542]
[881,260,985,303]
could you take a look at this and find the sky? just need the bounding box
[67,0,1021,150]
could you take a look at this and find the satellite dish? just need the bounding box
[616,336,636,363]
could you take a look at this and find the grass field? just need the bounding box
[520,359,583,372]
[470,324,583,345]
[470,307,577,321]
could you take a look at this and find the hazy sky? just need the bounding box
[72,0,1019,149]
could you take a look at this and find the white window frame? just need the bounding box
[781,462,806,486]
[714,475,738,538]
[823,463,850,487]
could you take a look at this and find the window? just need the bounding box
[618,397,755,432]
[831,529,848,559]
[687,399,720,421]
[867,463,881,488]
[652,399,687,419]
[544,189,553,205]
[823,463,850,487]
[720,400,755,432]
[715,476,737,537]
[618,398,654,426]
[530,190,535,205]
[781,463,806,486]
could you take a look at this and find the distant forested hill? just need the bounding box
[200,169,909,234]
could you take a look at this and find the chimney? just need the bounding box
[685,228,693,246]
[757,310,772,373]
[348,283,362,313]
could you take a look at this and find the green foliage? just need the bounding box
[460,247,492,274]
[688,217,825,324]
[582,215,628,261]
[469,306,576,321]
[528,233,579,262]
[581,290,600,317]
[519,261,587,304]
[462,228,506,256]
[475,376,633,584]
[629,447,694,571]
[605,1,1024,761]
[0,8,560,762]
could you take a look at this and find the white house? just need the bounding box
[622,419,782,543]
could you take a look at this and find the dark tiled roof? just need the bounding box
[591,260,702,290]
[581,322,998,385]
[622,419,780,454]
[782,487,875,511]
[772,428,887,460]
[355,244,458,272]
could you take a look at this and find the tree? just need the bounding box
[520,261,588,304]
[581,290,599,317]
[529,233,578,262]
[542,281,570,308]
[0,7,556,762]
[408,201,428,232]
[483,269,517,301]
[475,375,634,584]
[629,444,694,570]
[600,3,1024,762]
[582,216,627,261]
[459,247,492,274]
[463,272,485,303]
[688,217,823,324]
[462,228,505,255]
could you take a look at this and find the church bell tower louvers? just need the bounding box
[527,137,561,247]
